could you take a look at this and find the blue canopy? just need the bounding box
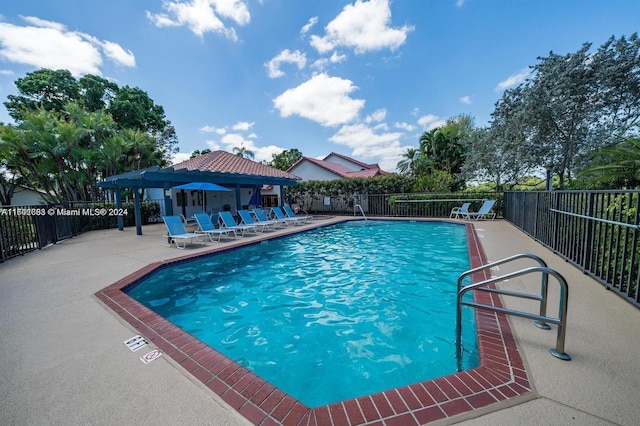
[174,182,231,191]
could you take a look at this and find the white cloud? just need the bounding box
[309,0,413,54]
[0,17,135,76]
[199,125,226,134]
[206,133,281,163]
[495,67,532,91]
[232,121,254,131]
[0,69,15,76]
[265,49,307,78]
[456,0,466,7]
[329,122,407,171]
[146,0,250,39]
[171,152,193,164]
[459,95,471,105]
[365,108,386,123]
[418,114,446,130]
[330,51,347,63]
[273,73,365,127]
[99,40,136,68]
[394,121,415,132]
[300,17,318,35]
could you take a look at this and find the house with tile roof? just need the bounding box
[99,150,300,234]
[287,152,389,181]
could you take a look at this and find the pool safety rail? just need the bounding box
[354,204,367,220]
[455,253,571,365]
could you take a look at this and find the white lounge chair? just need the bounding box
[450,202,471,219]
[271,206,304,225]
[283,205,312,223]
[462,200,497,221]
[253,208,287,227]
[238,209,274,232]
[193,213,234,242]
[218,211,258,236]
[162,215,207,249]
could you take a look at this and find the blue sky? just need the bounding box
[0,0,639,172]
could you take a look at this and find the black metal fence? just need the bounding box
[4,191,640,309]
[503,190,640,308]
[303,191,502,217]
[0,201,162,263]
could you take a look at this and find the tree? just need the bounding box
[4,69,80,121]
[577,138,640,188]
[191,149,212,158]
[417,115,473,190]
[488,33,640,188]
[233,145,255,159]
[396,147,421,175]
[462,88,535,190]
[268,148,302,170]
[1,69,177,202]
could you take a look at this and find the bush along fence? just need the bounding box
[293,191,502,218]
[0,201,161,262]
[503,190,640,309]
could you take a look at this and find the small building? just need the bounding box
[1,185,49,207]
[99,150,300,235]
[287,152,389,181]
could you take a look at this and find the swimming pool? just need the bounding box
[126,220,478,407]
[96,218,532,424]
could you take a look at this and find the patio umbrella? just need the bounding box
[248,185,262,207]
[174,182,231,215]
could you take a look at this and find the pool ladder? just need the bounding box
[455,253,571,370]
[354,204,367,220]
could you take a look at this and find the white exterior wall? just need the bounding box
[323,153,362,170]
[9,187,46,206]
[289,161,340,181]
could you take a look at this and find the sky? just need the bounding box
[0,0,639,172]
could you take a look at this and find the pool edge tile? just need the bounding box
[94,219,532,425]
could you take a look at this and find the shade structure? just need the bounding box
[248,185,262,207]
[174,182,231,215]
[173,182,231,191]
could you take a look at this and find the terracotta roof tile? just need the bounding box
[291,155,389,179]
[171,150,300,180]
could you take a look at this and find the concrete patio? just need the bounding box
[0,218,638,425]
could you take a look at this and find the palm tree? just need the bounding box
[396,148,419,175]
[579,138,640,188]
[233,145,255,160]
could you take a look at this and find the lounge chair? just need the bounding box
[218,211,258,236]
[238,209,274,232]
[253,208,287,227]
[283,205,312,223]
[162,215,207,249]
[450,202,471,219]
[271,206,304,225]
[193,212,234,242]
[462,200,497,221]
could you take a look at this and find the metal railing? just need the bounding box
[300,192,502,217]
[354,204,367,220]
[455,253,571,369]
[503,191,640,308]
[0,201,162,263]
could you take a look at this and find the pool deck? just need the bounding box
[1,217,638,425]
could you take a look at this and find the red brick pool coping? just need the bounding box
[95,220,532,425]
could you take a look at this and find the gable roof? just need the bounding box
[322,152,382,171]
[288,153,389,179]
[99,151,300,189]
[171,150,299,180]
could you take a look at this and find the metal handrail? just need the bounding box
[354,204,367,220]
[457,253,551,328]
[455,254,571,368]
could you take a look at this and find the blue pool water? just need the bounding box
[127,220,478,407]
